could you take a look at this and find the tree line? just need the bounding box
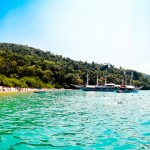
[0,43,150,89]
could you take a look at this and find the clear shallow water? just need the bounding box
[0,90,150,150]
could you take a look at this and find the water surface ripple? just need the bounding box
[0,90,150,149]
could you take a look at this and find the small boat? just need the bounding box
[34,90,46,93]
[114,85,138,93]
[70,84,83,89]
[114,71,142,93]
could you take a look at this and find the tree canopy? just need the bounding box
[0,43,149,89]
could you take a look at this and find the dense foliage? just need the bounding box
[0,43,150,89]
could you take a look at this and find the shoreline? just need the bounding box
[0,87,37,96]
[0,86,65,96]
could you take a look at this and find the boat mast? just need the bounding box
[86,73,89,86]
[123,70,127,85]
[96,73,98,86]
[130,71,134,85]
[122,76,124,85]
[105,68,107,85]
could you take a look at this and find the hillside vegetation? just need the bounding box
[0,43,150,89]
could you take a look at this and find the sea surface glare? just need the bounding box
[0,90,150,149]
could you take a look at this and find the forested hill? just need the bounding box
[0,43,150,89]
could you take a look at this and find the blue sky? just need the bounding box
[0,0,150,74]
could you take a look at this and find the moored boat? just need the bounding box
[81,73,117,92]
[34,90,46,93]
[114,85,138,93]
[71,69,142,93]
[114,71,142,93]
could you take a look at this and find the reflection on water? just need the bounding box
[0,90,150,149]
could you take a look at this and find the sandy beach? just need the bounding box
[0,86,43,95]
[0,86,63,96]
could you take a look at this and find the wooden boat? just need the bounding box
[114,85,138,93]
[114,71,143,93]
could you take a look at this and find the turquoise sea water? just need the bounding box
[0,90,150,150]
